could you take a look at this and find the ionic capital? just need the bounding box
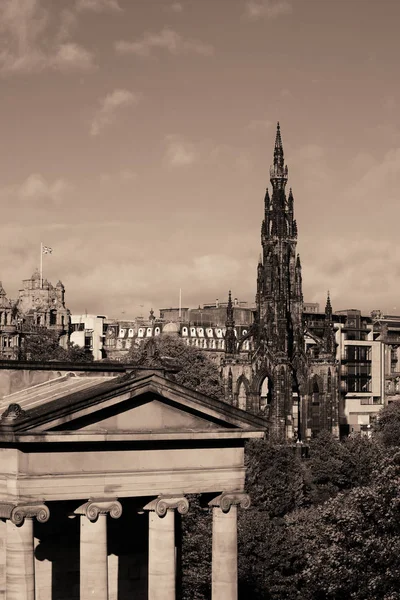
[0,502,50,525]
[143,495,189,517]
[74,498,122,521]
[208,491,251,513]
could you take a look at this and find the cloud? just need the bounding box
[75,0,122,12]
[90,89,138,136]
[164,135,199,167]
[0,0,96,75]
[20,174,71,205]
[169,2,184,12]
[115,27,214,58]
[0,174,72,209]
[247,119,272,132]
[245,0,292,19]
[51,43,95,72]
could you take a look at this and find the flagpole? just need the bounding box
[40,242,43,288]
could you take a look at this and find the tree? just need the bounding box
[181,495,212,600]
[374,401,400,447]
[291,450,400,599]
[20,330,93,362]
[127,335,225,400]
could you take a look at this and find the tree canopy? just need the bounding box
[127,334,225,401]
[20,329,93,362]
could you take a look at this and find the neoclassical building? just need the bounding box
[0,364,265,600]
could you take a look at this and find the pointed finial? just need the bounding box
[274,121,282,150]
[226,289,235,329]
[270,121,288,184]
[325,291,332,317]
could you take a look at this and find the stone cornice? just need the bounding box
[208,491,251,513]
[74,498,122,521]
[143,495,189,517]
[0,502,50,524]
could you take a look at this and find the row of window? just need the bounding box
[121,326,249,340]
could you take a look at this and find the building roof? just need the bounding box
[0,373,117,414]
[0,370,267,442]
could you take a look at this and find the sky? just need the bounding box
[1,0,400,319]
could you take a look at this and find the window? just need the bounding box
[128,329,134,338]
[119,329,125,338]
[311,380,320,437]
[138,328,144,338]
[238,383,247,411]
[182,327,188,337]
[345,345,371,361]
[154,327,160,336]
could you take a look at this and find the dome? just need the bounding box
[162,322,180,335]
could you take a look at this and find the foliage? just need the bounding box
[304,431,381,505]
[181,495,212,600]
[244,438,306,516]
[20,330,93,362]
[374,401,400,447]
[291,450,400,600]
[127,335,225,400]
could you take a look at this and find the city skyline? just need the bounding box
[1,0,400,318]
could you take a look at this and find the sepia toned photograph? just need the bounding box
[0,1,399,599]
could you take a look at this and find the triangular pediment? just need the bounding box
[0,371,267,439]
[54,395,223,433]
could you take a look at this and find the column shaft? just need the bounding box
[6,518,35,600]
[80,514,108,600]
[211,506,238,600]
[148,509,175,600]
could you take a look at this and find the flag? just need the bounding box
[42,246,52,254]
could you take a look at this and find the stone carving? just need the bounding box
[209,491,251,513]
[1,403,26,423]
[74,499,122,521]
[143,495,189,517]
[0,502,50,525]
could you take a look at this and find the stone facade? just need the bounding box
[219,124,340,441]
[0,366,265,599]
[0,271,70,360]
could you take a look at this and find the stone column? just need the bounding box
[0,502,50,600]
[143,495,189,600]
[208,492,251,600]
[74,498,122,600]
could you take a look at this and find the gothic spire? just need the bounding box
[323,291,335,354]
[325,291,332,319]
[226,290,234,328]
[270,122,288,186]
[225,290,236,355]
